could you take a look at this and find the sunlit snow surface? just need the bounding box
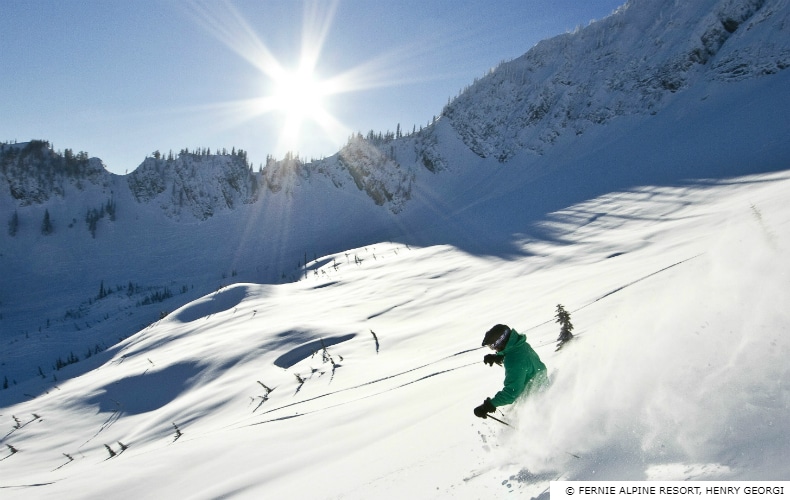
[3,0,790,495]
[1,170,788,498]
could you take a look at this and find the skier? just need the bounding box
[473,324,547,419]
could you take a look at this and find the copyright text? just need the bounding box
[553,482,789,499]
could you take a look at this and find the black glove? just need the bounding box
[473,398,496,419]
[483,354,503,366]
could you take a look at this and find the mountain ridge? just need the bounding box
[3,1,788,217]
[444,0,788,161]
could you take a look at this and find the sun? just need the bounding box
[272,67,326,121]
[269,64,336,150]
[184,0,422,160]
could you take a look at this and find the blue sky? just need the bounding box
[1,0,625,174]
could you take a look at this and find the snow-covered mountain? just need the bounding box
[445,0,789,161]
[127,151,260,221]
[0,142,113,206]
[1,2,789,490]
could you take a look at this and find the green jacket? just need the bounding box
[490,330,546,407]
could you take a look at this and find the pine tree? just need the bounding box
[555,303,574,350]
[41,209,53,235]
[105,198,116,221]
[8,210,19,236]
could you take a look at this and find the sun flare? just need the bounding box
[273,69,326,121]
[267,65,336,150]
[185,0,423,159]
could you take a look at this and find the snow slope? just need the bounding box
[1,169,788,498]
[2,0,789,393]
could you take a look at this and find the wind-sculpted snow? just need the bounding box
[444,0,790,161]
[173,285,250,323]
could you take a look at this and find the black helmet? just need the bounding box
[482,324,511,349]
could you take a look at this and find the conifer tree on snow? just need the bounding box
[8,210,19,236]
[41,209,53,235]
[555,303,574,350]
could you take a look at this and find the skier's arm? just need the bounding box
[490,354,532,407]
